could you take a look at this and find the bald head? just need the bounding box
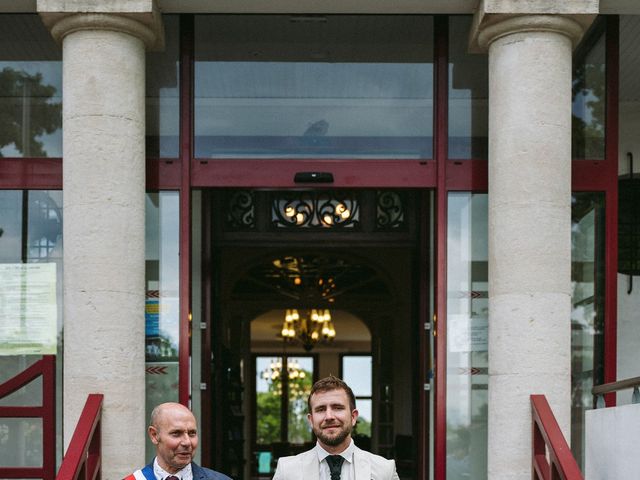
[150,402,194,429]
[148,402,198,473]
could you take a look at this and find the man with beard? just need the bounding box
[123,403,231,480]
[273,376,399,480]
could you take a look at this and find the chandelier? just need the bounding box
[281,308,336,351]
[261,359,309,397]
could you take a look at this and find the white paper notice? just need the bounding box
[0,263,57,355]
[448,314,488,353]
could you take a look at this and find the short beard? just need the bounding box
[315,423,352,447]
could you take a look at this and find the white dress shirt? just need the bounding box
[315,439,356,480]
[152,457,193,480]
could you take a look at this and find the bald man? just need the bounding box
[123,402,231,480]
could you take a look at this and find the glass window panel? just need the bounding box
[0,15,62,158]
[0,418,43,467]
[572,31,605,160]
[446,193,488,480]
[195,15,433,159]
[0,357,42,406]
[570,193,605,468]
[342,355,372,397]
[256,356,283,444]
[448,16,488,159]
[146,15,180,158]
[144,191,180,460]
[354,398,372,439]
[286,357,313,444]
[0,189,63,465]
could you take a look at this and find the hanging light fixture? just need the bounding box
[281,308,336,351]
[261,358,309,396]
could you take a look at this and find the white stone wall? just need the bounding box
[616,101,640,405]
[585,404,640,479]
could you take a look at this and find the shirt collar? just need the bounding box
[152,457,193,480]
[315,438,355,464]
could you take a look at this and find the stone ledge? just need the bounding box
[37,0,164,50]
[469,0,597,52]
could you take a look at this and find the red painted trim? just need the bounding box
[418,191,430,480]
[531,395,584,480]
[56,394,103,480]
[0,359,46,397]
[434,15,448,480]
[0,467,46,478]
[191,159,436,188]
[445,160,488,191]
[0,158,62,189]
[0,406,45,417]
[603,15,619,406]
[572,161,616,190]
[146,158,182,190]
[0,356,56,480]
[178,14,194,407]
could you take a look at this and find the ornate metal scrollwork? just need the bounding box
[272,191,360,229]
[376,191,405,229]
[226,190,255,229]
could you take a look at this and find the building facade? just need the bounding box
[1,1,639,479]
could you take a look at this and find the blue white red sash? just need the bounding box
[123,464,155,480]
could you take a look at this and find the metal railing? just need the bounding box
[531,394,583,480]
[0,355,56,480]
[56,394,103,480]
[592,376,640,408]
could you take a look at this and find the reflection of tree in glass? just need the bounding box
[0,68,61,157]
[572,62,605,159]
[256,365,313,445]
[354,416,371,437]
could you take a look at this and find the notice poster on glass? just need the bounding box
[0,263,57,355]
[448,314,488,353]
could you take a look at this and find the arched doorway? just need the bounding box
[197,189,430,480]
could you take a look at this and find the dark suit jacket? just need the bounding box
[128,461,232,480]
[192,462,232,480]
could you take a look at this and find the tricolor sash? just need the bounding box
[123,464,155,480]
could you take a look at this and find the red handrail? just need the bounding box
[56,394,103,480]
[0,355,56,480]
[531,394,583,480]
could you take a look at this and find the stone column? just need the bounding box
[471,3,595,479]
[38,2,163,478]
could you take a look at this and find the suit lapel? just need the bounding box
[302,450,320,480]
[353,447,371,480]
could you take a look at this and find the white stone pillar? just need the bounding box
[471,4,594,479]
[38,2,163,478]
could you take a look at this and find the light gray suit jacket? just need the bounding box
[272,445,400,480]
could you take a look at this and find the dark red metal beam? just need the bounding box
[0,158,62,189]
[603,15,619,407]
[146,158,182,189]
[191,159,436,188]
[434,14,448,480]
[178,14,194,407]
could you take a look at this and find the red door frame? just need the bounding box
[0,11,619,480]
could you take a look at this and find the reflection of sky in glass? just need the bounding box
[195,62,433,138]
[356,399,372,423]
[256,356,282,393]
[343,356,372,397]
[145,192,180,350]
